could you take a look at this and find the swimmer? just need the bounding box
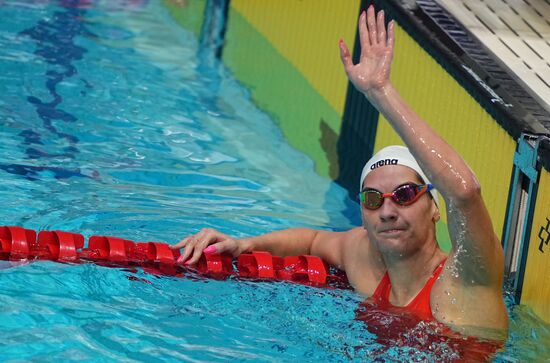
[172,5,508,341]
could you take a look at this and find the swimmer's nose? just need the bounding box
[378,199,398,222]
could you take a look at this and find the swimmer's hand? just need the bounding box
[170,228,244,265]
[339,5,395,97]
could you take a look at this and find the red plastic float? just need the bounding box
[0,226,36,260]
[37,230,84,261]
[0,226,350,288]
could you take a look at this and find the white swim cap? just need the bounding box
[359,145,440,209]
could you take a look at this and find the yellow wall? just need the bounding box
[230,0,360,133]
[521,169,550,321]
[373,25,516,233]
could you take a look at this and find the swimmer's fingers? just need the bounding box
[170,235,194,250]
[206,239,241,258]
[174,234,200,263]
[339,39,353,73]
[183,228,217,265]
[171,228,216,262]
[376,10,386,45]
[358,10,370,53]
[367,5,378,47]
[181,228,231,265]
[387,20,395,50]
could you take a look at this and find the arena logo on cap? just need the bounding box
[370,158,399,170]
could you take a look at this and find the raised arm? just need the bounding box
[339,6,503,285]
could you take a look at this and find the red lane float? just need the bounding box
[38,230,84,261]
[0,226,350,288]
[0,226,36,260]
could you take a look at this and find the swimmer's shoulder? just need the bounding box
[311,227,370,271]
[340,227,385,295]
[313,228,385,295]
[328,227,371,261]
[342,227,374,257]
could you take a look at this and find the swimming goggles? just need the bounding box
[359,183,434,210]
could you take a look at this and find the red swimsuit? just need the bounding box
[356,258,502,361]
[369,258,447,321]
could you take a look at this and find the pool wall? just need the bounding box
[222,0,359,181]
[522,169,550,322]
[165,0,550,322]
[164,0,206,38]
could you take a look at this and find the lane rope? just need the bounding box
[0,226,350,288]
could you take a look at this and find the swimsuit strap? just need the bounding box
[406,258,447,320]
[370,258,448,320]
[371,270,391,303]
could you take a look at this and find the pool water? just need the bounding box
[0,1,548,361]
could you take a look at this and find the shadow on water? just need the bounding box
[0,1,94,180]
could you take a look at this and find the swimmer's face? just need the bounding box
[361,165,439,255]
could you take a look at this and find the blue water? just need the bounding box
[0,1,549,362]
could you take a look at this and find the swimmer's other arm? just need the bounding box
[171,227,349,269]
[338,8,502,286]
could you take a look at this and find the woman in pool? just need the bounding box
[172,5,508,342]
